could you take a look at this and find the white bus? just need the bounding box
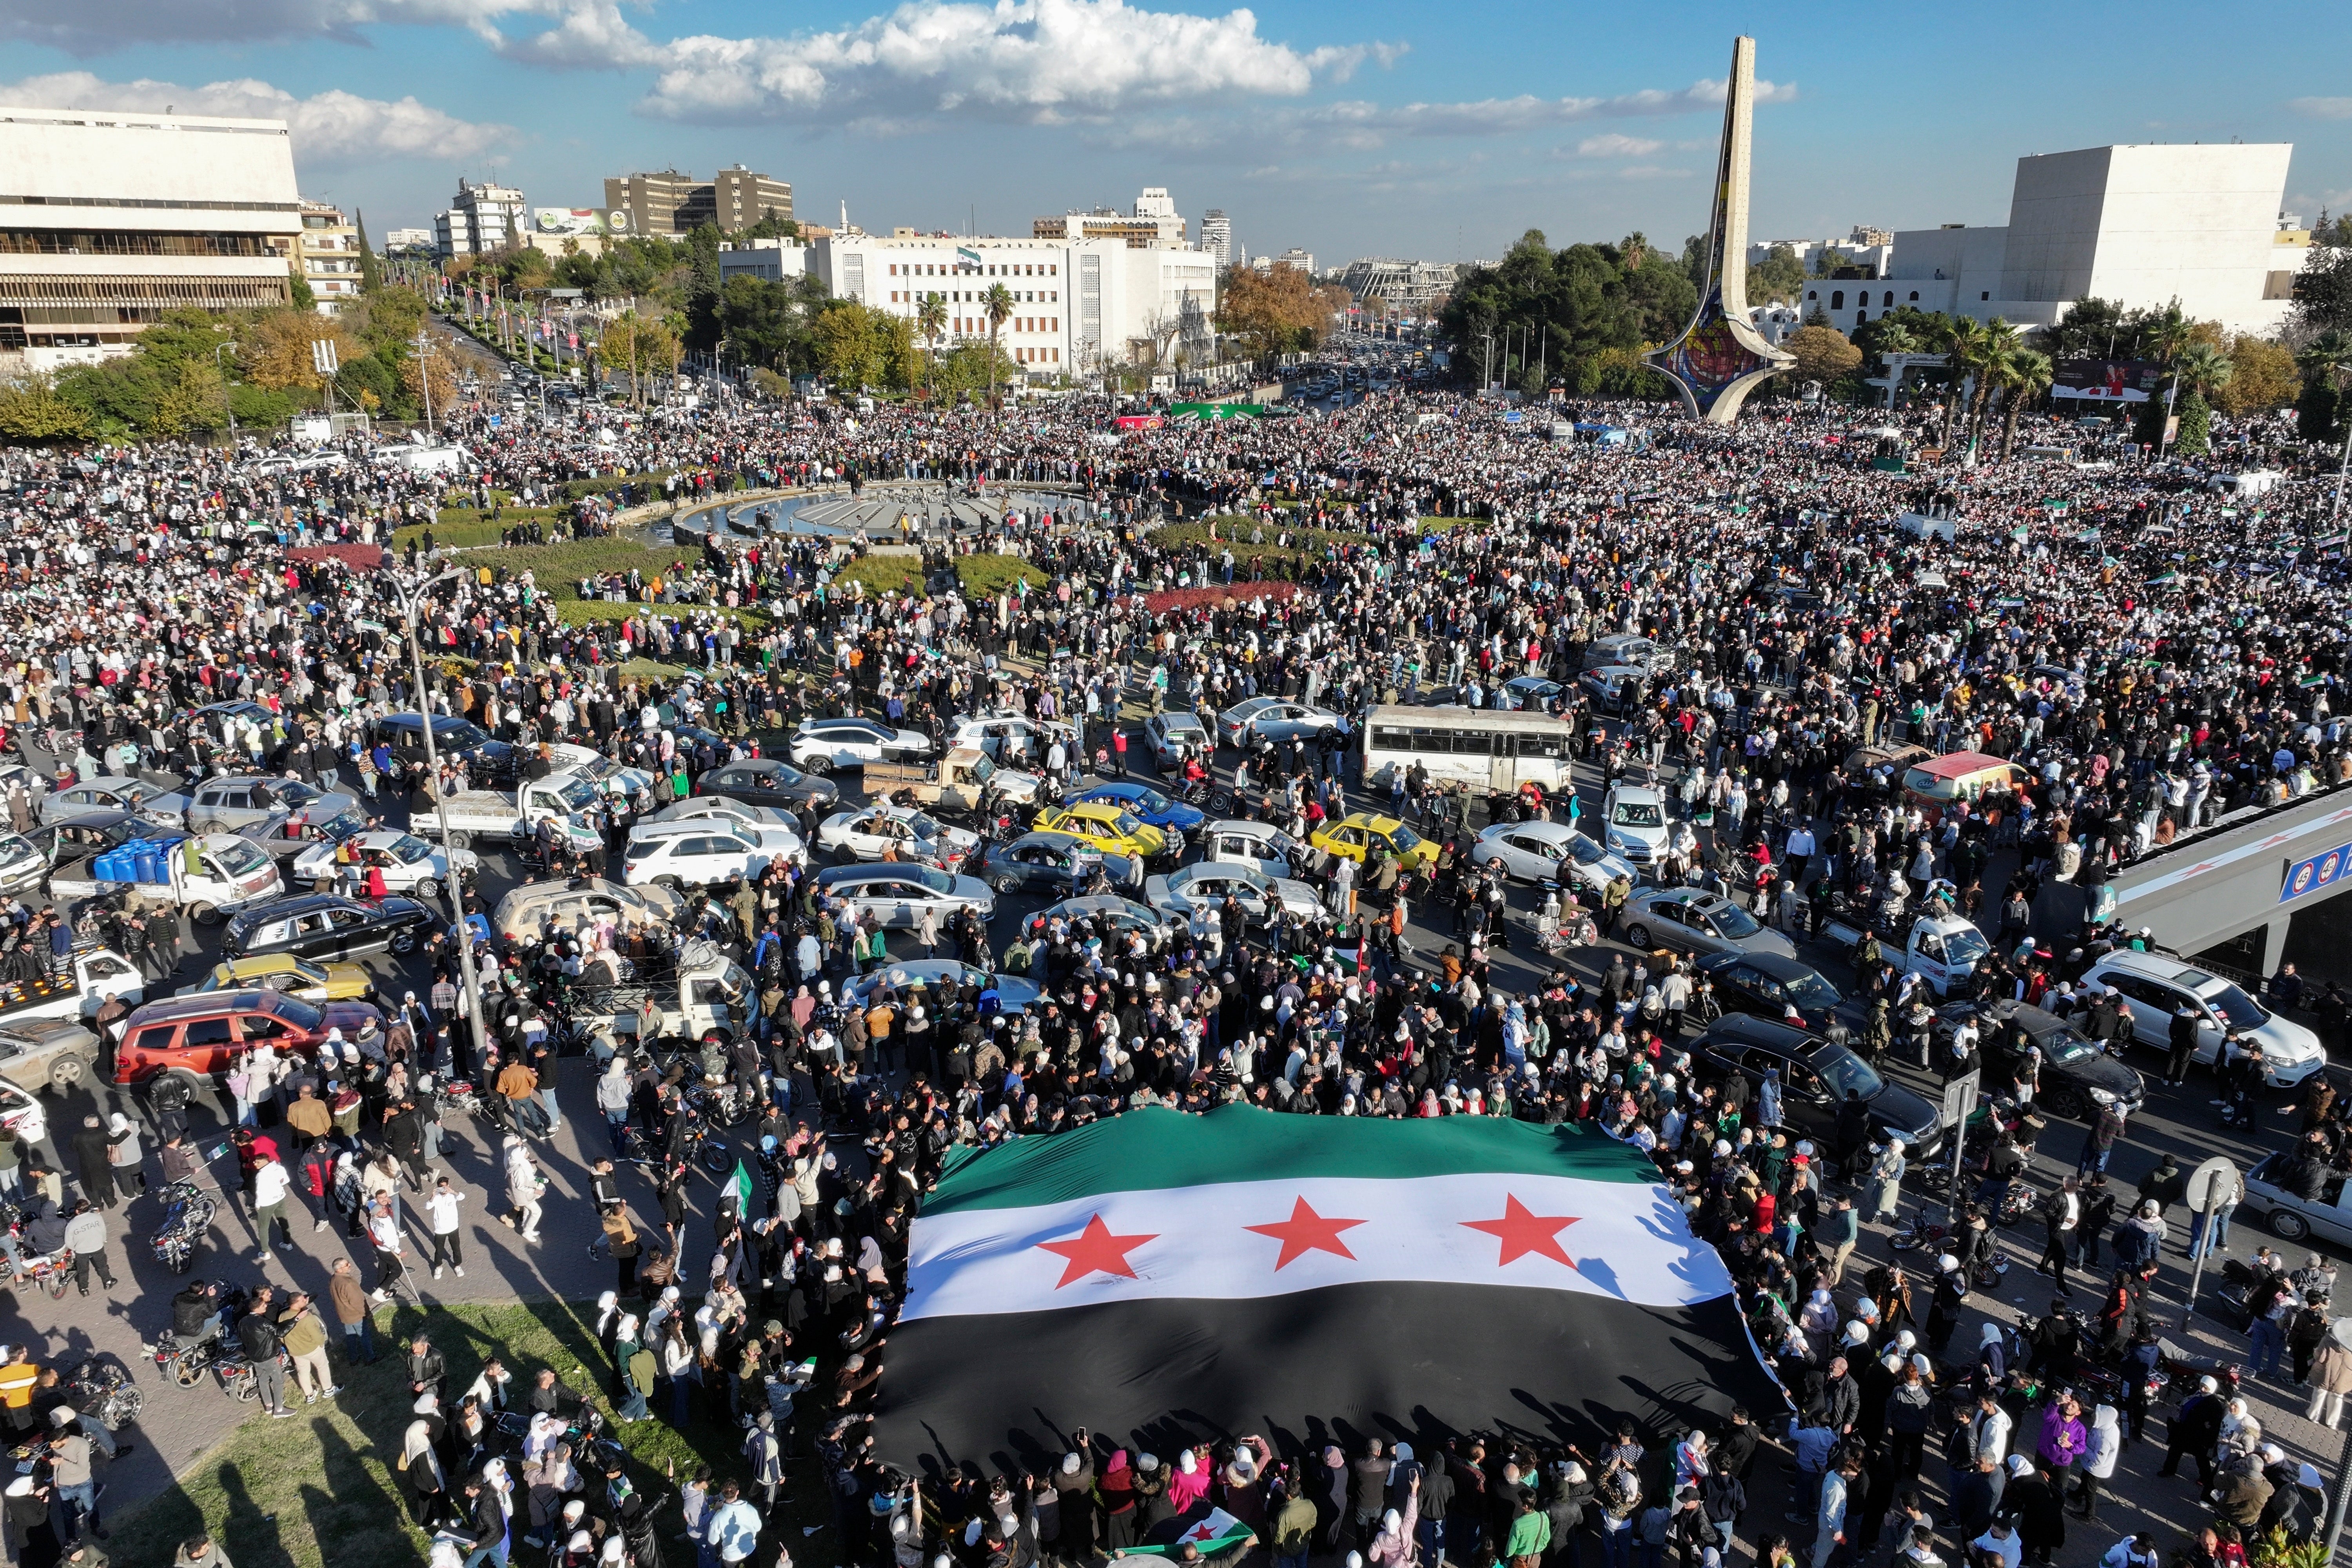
[1360,704,1576,793]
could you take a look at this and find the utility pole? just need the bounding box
[413,328,437,436]
[394,567,489,1071]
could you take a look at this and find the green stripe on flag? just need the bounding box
[727,1159,754,1209]
[924,1103,1656,1216]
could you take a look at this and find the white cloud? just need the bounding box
[1576,132,1662,157]
[624,0,1389,123]
[0,70,509,163]
[1307,75,1795,138]
[0,0,550,53]
[2290,96,2352,119]
[1616,165,1690,180]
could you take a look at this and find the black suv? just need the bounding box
[374,713,518,785]
[1693,1014,1945,1165]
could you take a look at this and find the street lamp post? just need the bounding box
[413,329,437,437]
[214,341,238,437]
[392,565,490,1069]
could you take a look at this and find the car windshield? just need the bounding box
[212,840,269,876]
[1130,788,1174,813]
[272,995,325,1030]
[572,755,619,782]
[909,814,947,838]
[2036,1025,2102,1064]
[1386,823,1423,852]
[1711,903,1762,938]
[1112,812,1144,836]
[1816,1046,1885,1100]
[313,809,366,841]
[552,779,598,811]
[1567,835,1605,864]
[0,837,36,870]
[276,780,326,806]
[1944,926,1992,965]
[1612,800,1663,827]
[387,835,434,864]
[1786,970,1842,1008]
[2196,978,2269,1029]
[441,721,494,750]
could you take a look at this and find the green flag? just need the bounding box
[726,1160,754,1210]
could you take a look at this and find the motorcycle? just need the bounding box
[15,1248,72,1300]
[148,1179,218,1275]
[65,1360,142,1431]
[143,1329,231,1389]
[434,1078,484,1120]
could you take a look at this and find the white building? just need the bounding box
[434,179,527,257]
[1797,144,2308,336]
[384,228,434,255]
[298,199,361,315]
[1200,210,1232,269]
[1749,227,1895,278]
[815,232,1218,375]
[717,238,810,284]
[0,104,301,372]
[1033,185,1189,250]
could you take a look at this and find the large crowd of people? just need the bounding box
[1,353,2350,1568]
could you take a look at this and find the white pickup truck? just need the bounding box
[570,941,758,1045]
[0,948,144,1031]
[1817,908,1994,999]
[410,769,606,853]
[47,831,285,925]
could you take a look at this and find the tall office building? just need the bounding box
[1200,209,1232,268]
[0,104,301,371]
[603,165,791,236]
[434,178,526,256]
[297,199,361,315]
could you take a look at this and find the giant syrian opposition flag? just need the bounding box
[870,1105,1781,1468]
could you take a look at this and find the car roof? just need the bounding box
[127,989,278,1021]
[816,863,938,885]
[1701,950,1824,982]
[1702,1014,1825,1054]
[628,818,751,840]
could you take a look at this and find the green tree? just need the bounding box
[2217,335,2299,414]
[2174,390,2213,454]
[982,282,1016,406]
[1746,245,1807,306]
[1783,325,1862,386]
[1938,318,1986,449]
[1998,348,2053,461]
[288,265,316,311]
[2296,330,2352,443]
[0,373,94,442]
[915,292,948,390]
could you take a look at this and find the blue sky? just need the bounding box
[2,0,2348,264]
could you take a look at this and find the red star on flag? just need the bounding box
[1245,1196,1367,1270]
[1036,1213,1157,1288]
[1461,1194,1581,1268]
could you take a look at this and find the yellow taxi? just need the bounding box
[190,953,376,1004]
[1034,802,1171,862]
[1311,811,1439,873]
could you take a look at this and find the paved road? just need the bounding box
[4,730,2343,1561]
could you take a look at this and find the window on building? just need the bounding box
[1909,291,1919,301]
[1854,309,1867,324]
[1980,292,1989,301]
[1806,289,1817,301]
[1882,291,1893,306]
[1830,290,1843,309]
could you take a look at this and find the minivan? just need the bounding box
[2082,949,2325,1088]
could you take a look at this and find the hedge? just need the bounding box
[833,555,925,596]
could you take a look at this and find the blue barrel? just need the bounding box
[135,848,162,884]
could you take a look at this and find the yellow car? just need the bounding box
[190,953,376,1004]
[1035,802,1171,862]
[1312,812,1438,872]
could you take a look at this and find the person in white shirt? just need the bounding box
[703,1480,762,1564]
[426,1175,468,1279]
[252,1156,294,1254]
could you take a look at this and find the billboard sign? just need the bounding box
[535,208,608,237]
[2281,840,2352,903]
[2052,358,2163,403]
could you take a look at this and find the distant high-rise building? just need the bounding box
[603,165,791,237]
[1033,186,1187,249]
[1200,209,1232,267]
[298,199,361,315]
[434,178,526,257]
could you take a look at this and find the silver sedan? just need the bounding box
[1619,887,1797,960]
[39,775,191,828]
[1470,820,1635,896]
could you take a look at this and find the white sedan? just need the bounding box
[1471,820,1635,895]
[788,718,934,773]
[815,804,979,867]
[292,830,478,898]
[1143,863,1322,930]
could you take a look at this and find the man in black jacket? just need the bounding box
[407,1336,446,1404]
[171,1281,221,1346]
[237,1299,293,1417]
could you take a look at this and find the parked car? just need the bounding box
[1599,783,1693,873]
[1693,1014,1946,1165]
[1490,676,1568,713]
[190,953,376,1004]
[185,775,356,833]
[1142,712,1213,770]
[1065,781,1207,836]
[374,713,518,784]
[693,757,838,812]
[2241,1151,2352,1245]
[1309,811,1437,873]
[1620,887,1796,960]
[648,797,802,834]
[1216,697,1341,747]
[1019,894,1185,951]
[113,989,386,1091]
[842,960,1040,1016]
[972,833,1142,897]
[788,718,934,773]
[1469,820,1634,895]
[1579,665,1651,716]
[1695,950,1851,1034]
[220,893,437,961]
[815,804,980,867]
[812,864,995,928]
[492,877,686,942]
[1932,999,2147,1120]
[291,830,477,898]
[0,832,48,899]
[622,818,801,889]
[2081,949,2326,1088]
[945,714,1076,767]
[1034,803,1172,863]
[1143,863,1322,928]
[40,775,192,828]
[0,1019,101,1093]
[235,804,370,861]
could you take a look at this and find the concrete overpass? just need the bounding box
[2034,784,2352,973]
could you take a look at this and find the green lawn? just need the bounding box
[953,553,1046,597]
[833,555,925,596]
[393,508,566,551]
[109,1300,831,1568]
[1147,517,1369,576]
[554,599,774,630]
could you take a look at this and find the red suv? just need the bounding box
[113,990,385,1092]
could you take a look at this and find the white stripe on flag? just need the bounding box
[901,1173,1730,1322]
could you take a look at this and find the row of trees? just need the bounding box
[0,289,456,443]
[1436,229,1702,398]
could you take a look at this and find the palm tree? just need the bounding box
[982,282,1016,407]
[2145,303,2193,366]
[1939,318,1986,451]
[915,292,947,394]
[1998,348,2054,462]
[1968,318,2022,449]
[2174,341,2234,402]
